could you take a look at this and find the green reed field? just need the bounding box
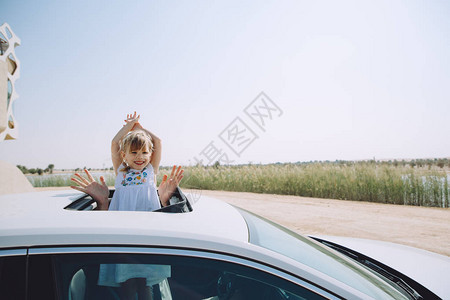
[28,162,449,208]
[178,163,449,208]
[28,172,117,188]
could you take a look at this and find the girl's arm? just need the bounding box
[139,126,162,174]
[111,112,140,175]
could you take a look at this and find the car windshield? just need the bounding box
[238,208,411,300]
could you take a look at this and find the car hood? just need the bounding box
[309,235,450,299]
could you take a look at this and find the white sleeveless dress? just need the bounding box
[109,164,161,211]
[98,164,171,289]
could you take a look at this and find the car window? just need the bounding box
[28,252,57,299]
[0,250,27,300]
[239,208,411,300]
[33,249,327,300]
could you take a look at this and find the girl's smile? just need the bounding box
[122,146,152,170]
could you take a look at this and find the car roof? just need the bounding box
[0,190,249,249]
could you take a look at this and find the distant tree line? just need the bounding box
[284,158,450,169]
[209,158,450,169]
[17,164,54,175]
[72,167,114,172]
[17,164,114,175]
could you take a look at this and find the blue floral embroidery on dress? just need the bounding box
[121,168,149,186]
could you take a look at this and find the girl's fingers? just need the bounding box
[100,176,107,186]
[84,169,95,182]
[72,174,87,185]
[126,112,139,123]
[160,166,183,186]
[177,174,184,184]
[170,165,176,177]
[71,177,86,187]
[74,173,90,185]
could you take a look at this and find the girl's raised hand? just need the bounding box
[71,169,110,210]
[124,111,140,125]
[158,165,184,206]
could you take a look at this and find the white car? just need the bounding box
[0,188,448,300]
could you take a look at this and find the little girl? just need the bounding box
[109,112,161,211]
[98,112,171,299]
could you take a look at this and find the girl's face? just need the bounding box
[121,145,152,170]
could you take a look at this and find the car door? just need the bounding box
[26,246,337,300]
[0,249,27,300]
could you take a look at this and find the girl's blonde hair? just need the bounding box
[120,130,153,172]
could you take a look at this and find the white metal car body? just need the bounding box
[0,189,447,300]
[307,236,450,299]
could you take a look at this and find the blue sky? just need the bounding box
[1,0,449,169]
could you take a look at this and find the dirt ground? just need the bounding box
[35,187,450,257]
[198,190,450,257]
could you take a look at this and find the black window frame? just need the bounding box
[0,249,27,300]
[27,246,334,300]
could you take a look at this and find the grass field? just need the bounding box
[178,163,449,208]
[27,162,449,208]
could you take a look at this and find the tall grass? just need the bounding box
[179,163,449,207]
[28,173,116,187]
[27,164,449,207]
